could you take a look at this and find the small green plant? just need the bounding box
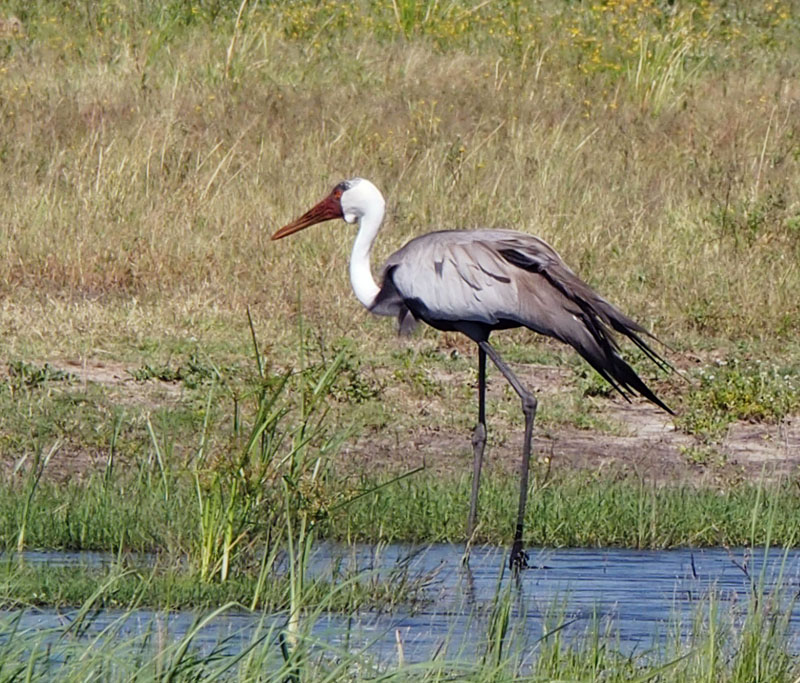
[6,361,73,393]
[390,0,452,38]
[332,350,383,404]
[390,348,447,398]
[679,444,727,467]
[709,191,800,250]
[573,364,615,399]
[187,316,352,587]
[14,441,59,554]
[678,358,800,440]
[130,352,221,389]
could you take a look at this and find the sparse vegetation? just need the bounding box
[678,358,800,441]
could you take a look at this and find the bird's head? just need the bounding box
[271,178,385,240]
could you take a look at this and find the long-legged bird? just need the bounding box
[272,178,673,568]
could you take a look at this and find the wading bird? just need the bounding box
[272,178,673,569]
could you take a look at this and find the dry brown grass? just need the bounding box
[1,1,799,368]
[0,15,24,38]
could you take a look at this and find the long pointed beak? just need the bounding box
[271,193,343,240]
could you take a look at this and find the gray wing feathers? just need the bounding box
[385,231,526,324]
[499,241,673,374]
[495,236,674,412]
[379,229,673,412]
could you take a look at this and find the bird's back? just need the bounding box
[373,228,673,412]
[379,229,578,330]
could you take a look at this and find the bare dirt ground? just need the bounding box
[53,358,183,405]
[340,404,799,486]
[339,360,800,487]
[17,358,800,486]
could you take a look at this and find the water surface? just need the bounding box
[3,543,799,665]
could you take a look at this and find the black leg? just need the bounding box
[467,346,487,539]
[479,340,537,571]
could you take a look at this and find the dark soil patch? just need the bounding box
[339,400,800,486]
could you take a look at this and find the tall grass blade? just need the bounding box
[17,440,60,554]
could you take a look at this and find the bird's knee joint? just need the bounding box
[472,423,486,448]
[520,392,538,416]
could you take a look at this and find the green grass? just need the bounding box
[326,471,800,549]
[3,464,800,557]
[678,357,800,441]
[0,560,431,612]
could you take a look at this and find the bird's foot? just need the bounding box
[509,542,529,571]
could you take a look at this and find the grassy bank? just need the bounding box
[0,0,797,487]
[0,316,798,569]
[0,340,796,615]
[0,559,429,612]
[2,467,799,557]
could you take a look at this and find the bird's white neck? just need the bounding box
[348,206,383,310]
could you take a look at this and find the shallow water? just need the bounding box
[3,543,800,665]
